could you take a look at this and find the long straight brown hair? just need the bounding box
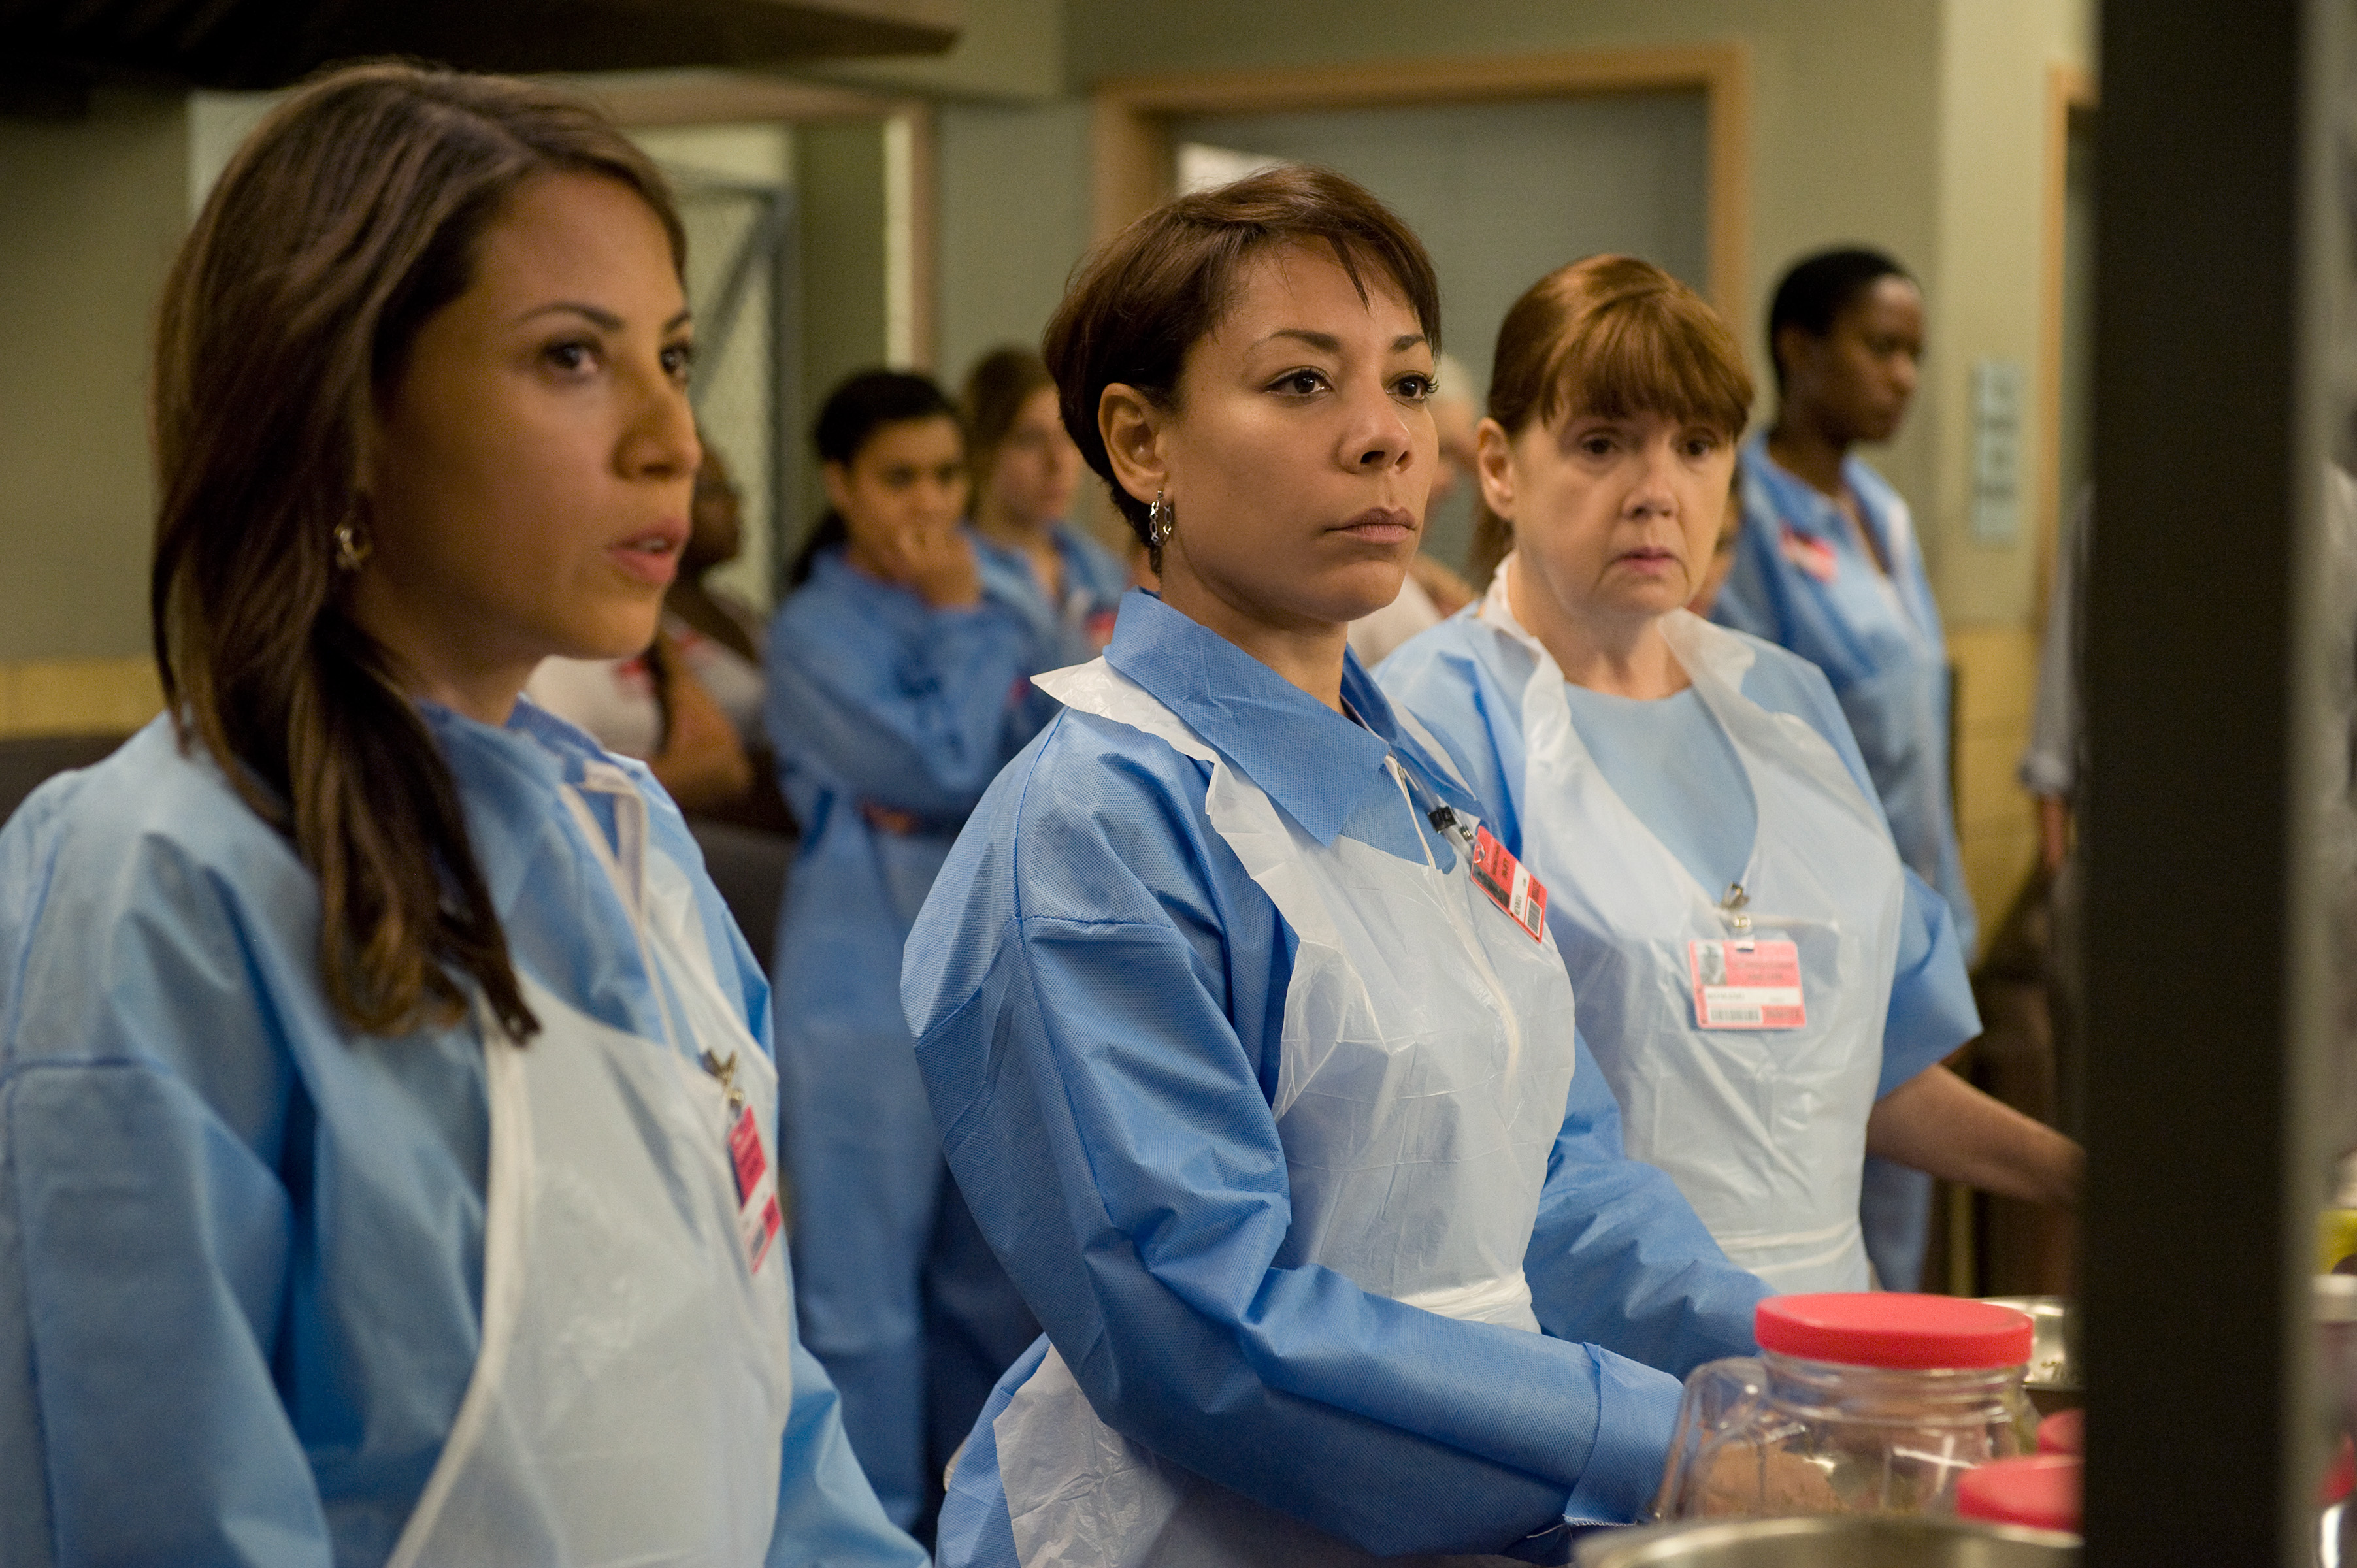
[151,63,685,1041]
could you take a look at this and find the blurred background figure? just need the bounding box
[527,439,784,824]
[761,369,1057,1544]
[1347,351,1478,664]
[1710,248,1966,1294]
[1685,464,1745,617]
[962,346,1128,662]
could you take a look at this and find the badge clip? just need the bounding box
[700,1048,746,1113]
[1720,883,1754,936]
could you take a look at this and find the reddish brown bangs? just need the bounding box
[1535,287,1755,438]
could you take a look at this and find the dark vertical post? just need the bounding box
[2082,1,2333,1560]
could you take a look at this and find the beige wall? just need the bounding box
[0,88,187,675]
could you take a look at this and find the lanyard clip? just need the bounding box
[700,1048,746,1113]
[1720,883,1754,936]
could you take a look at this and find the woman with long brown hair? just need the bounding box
[0,63,921,1565]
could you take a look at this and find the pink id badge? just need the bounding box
[1689,938,1806,1029]
[728,1106,783,1272]
[1468,825,1547,942]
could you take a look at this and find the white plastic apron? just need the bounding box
[991,659,1581,1568]
[1481,561,1905,1293]
[386,762,795,1567]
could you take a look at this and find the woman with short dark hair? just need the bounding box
[0,61,920,1565]
[902,166,1770,1568]
[1709,247,1970,1294]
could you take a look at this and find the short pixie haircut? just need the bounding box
[1042,164,1441,550]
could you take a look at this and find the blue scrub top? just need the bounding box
[1712,434,1979,958]
[902,591,1770,1563]
[1379,614,1979,1102]
[0,706,923,1568]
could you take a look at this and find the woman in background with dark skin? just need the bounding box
[763,370,1055,1542]
[1709,247,1970,1294]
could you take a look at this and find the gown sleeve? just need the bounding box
[767,1265,932,1567]
[1524,1032,1770,1390]
[905,715,1697,1552]
[0,789,329,1568]
[764,581,1034,819]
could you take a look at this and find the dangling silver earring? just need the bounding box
[333,515,372,572]
[1147,491,1174,548]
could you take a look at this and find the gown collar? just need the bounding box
[1100,589,1414,847]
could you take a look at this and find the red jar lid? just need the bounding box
[1755,1293,2035,1369]
[2036,1408,2083,1454]
[1955,1455,2082,1531]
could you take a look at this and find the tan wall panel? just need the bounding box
[0,658,165,739]
[1951,625,2043,945]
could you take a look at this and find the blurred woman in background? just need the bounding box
[1381,255,2076,1296]
[963,346,1128,663]
[763,369,1054,1541]
[0,63,919,1566]
[1710,246,1968,1292]
[525,441,772,818]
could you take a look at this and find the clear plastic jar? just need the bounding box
[1653,1294,2036,1520]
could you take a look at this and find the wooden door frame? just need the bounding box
[2036,61,2098,610]
[1089,44,1753,323]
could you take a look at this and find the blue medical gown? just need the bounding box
[765,530,1126,1527]
[1711,436,1972,1291]
[1713,436,1976,959]
[1377,615,1980,1107]
[0,706,923,1568]
[901,593,1770,1565]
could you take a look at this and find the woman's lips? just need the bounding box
[1614,547,1681,575]
[608,525,686,586]
[1332,506,1416,546]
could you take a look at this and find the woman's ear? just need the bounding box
[821,459,853,518]
[1772,324,1815,394]
[1475,417,1516,523]
[1098,383,1167,508]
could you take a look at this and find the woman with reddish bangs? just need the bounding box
[1379,256,2079,1299]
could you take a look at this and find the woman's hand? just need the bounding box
[650,633,755,811]
[1866,1062,2085,1209]
[871,521,981,610]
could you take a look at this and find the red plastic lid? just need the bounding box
[1755,1293,2035,1369]
[1955,1455,2082,1531]
[2036,1408,2083,1455]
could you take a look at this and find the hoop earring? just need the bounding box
[333,515,372,572]
[1147,491,1174,549]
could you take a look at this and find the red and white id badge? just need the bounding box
[1468,825,1547,941]
[1689,938,1806,1029]
[727,1106,783,1272]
